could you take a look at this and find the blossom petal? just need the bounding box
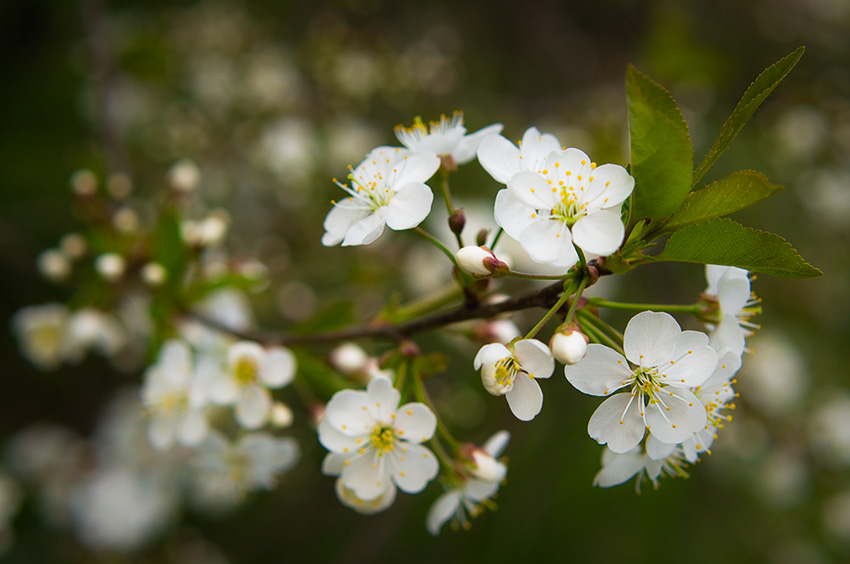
[452,123,504,164]
[321,452,347,476]
[235,385,271,429]
[623,311,680,367]
[718,275,750,316]
[645,387,706,444]
[322,203,369,247]
[477,135,521,183]
[564,344,633,396]
[571,210,625,257]
[325,389,375,435]
[465,479,500,501]
[341,450,385,501]
[473,343,511,370]
[662,331,717,387]
[261,346,296,388]
[176,410,208,446]
[513,339,554,379]
[427,490,461,535]
[593,447,645,487]
[709,317,746,356]
[494,189,536,240]
[520,127,561,169]
[507,171,556,209]
[148,418,176,450]
[318,418,363,454]
[393,403,437,443]
[518,218,573,267]
[390,443,438,493]
[583,163,634,210]
[206,371,239,405]
[588,393,646,454]
[483,430,511,457]
[365,377,401,424]
[506,373,543,421]
[392,152,440,187]
[341,210,386,246]
[384,183,433,230]
[645,434,677,460]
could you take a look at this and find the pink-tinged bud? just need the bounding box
[449,208,466,235]
[456,246,509,278]
[459,442,506,482]
[550,323,589,365]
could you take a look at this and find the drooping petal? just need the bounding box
[662,331,717,387]
[322,203,369,247]
[235,385,271,429]
[709,316,746,356]
[365,377,401,424]
[513,339,555,379]
[507,171,557,209]
[391,152,440,188]
[390,442,439,493]
[393,403,437,443]
[623,311,681,367]
[384,183,434,230]
[494,189,537,240]
[261,346,296,388]
[452,123,504,164]
[427,490,462,535]
[571,210,625,257]
[645,387,706,445]
[321,452,347,476]
[564,344,633,396]
[465,479,500,501]
[477,135,521,183]
[593,447,645,488]
[341,210,386,247]
[588,393,646,454]
[336,477,397,515]
[505,373,543,421]
[645,434,677,460]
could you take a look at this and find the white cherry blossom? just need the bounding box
[140,340,211,450]
[493,147,634,269]
[703,265,759,355]
[322,146,440,247]
[477,126,563,183]
[564,311,717,453]
[426,431,510,535]
[394,111,503,166]
[206,341,297,430]
[474,339,554,421]
[318,377,438,501]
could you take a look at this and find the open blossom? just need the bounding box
[322,146,440,247]
[474,339,554,421]
[322,457,397,515]
[703,265,759,355]
[140,340,210,450]
[593,442,688,491]
[394,112,503,166]
[477,126,564,183]
[206,341,297,429]
[564,311,717,453]
[426,431,510,535]
[12,303,77,370]
[318,377,438,502]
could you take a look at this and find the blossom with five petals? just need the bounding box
[394,111,502,167]
[474,339,554,421]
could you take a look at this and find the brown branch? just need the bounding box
[186,280,567,346]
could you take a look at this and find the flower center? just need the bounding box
[493,357,521,393]
[631,367,662,401]
[370,425,396,455]
[234,357,259,385]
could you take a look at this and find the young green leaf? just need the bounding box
[693,47,805,186]
[627,66,694,225]
[660,170,782,233]
[655,218,821,278]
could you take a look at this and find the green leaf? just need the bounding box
[289,301,354,335]
[152,208,188,290]
[693,47,805,185]
[654,218,821,278]
[661,170,783,233]
[627,66,694,224]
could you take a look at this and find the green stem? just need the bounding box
[563,275,589,324]
[439,169,464,248]
[580,315,625,355]
[576,308,623,344]
[505,269,576,281]
[524,278,579,340]
[490,227,504,251]
[411,360,459,449]
[575,245,587,270]
[429,435,457,473]
[576,309,624,354]
[389,284,463,323]
[585,297,701,315]
[413,227,457,266]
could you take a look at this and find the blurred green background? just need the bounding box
[1,0,849,563]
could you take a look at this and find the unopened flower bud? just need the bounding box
[94,253,126,282]
[270,402,294,428]
[456,246,509,278]
[448,208,466,236]
[470,448,506,482]
[550,323,589,365]
[168,159,201,193]
[476,228,489,247]
[140,262,167,287]
[329,343,369,375]
[37,249,72,282]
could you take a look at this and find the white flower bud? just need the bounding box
[168,159,201,193]
[550,325,589,365]
[328,343,369,375]
[455,246,508,277]
[59,233,87,259]
[140,262,167,287]
[270,402,294,428]
[37,249,72,282]
[94,253,126,282]
[470,449,506,482]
